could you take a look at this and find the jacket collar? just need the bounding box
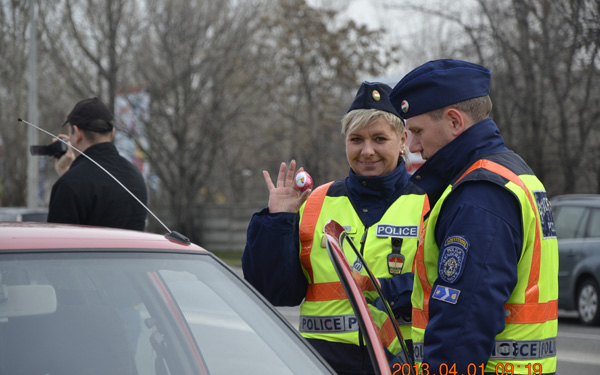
[72,142,118,167]
[410,117,508,204]
[347,159,410,204]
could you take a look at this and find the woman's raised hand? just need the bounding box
[263,160,312,213]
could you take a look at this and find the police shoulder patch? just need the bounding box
[438,235,469,284]
[533,190,556,239]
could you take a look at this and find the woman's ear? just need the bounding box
[399,128,408,148]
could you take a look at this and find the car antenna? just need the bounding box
[17,117,190,245]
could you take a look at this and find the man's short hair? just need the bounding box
[428,95,493,123]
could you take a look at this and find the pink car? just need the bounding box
[0,222,337,375]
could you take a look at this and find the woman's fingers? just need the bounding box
[286,160,297,186]
[276,162,287,188]
[263,170,275,191]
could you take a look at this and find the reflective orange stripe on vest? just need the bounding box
[412,306,428,329]
[306,281,347,301]
[306,273,376,301]
[504,299,558,324]
[412,300,559,328]
[299,182,334,284]
[413,199,431,329]
[380,316,398,348]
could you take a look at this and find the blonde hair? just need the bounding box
[341,109,408,159]
[342,109,405,136]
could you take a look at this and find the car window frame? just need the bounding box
[586,208,600,239]
[553,205,590,239]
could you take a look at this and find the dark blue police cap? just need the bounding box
[389,59,491,119]
[348,81,402,118]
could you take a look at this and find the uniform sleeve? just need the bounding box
[378,273,414,317]
[422,182,523,373]
[47,178,85,225]
[241,208,307,306]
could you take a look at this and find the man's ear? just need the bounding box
[446,108,466,137]
[72,125,87,146]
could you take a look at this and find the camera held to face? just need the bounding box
[30,142,67,159]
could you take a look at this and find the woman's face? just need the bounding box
[345,117,407,177]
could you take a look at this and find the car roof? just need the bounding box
[551,194,600,206]
[0,222,206,252]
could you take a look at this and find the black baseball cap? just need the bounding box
[63,97,114,133]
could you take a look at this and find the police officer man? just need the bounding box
[389,59,558,374]
[48,97,148,231]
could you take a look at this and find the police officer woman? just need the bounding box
[242,82,428,375]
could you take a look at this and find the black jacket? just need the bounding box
[48,142,148,231]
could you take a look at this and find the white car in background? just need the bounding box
[0,207,48,222]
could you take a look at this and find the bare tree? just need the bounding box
[256,0,395,185]
[475,0,600,194]
[385,0,600,196]
[0,1,30,206]
[38,0,143,110]
[128,0,267,240]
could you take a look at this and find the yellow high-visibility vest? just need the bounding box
[412,157,558,374]
[298,180,428,355]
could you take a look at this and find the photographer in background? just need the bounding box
[47,97,148,231]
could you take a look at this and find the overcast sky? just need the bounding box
[309,0,479,79]
[306,0,479,162]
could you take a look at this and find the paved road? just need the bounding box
[555,311,600,374]
[275,304,600,374]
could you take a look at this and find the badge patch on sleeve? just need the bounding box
[438,236,469,284]
[432,285,460,304]
[533,190,557,239]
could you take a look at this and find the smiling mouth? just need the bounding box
[360,160,380,166]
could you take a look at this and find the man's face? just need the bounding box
[345,117,406,177]
[406,112,455,160]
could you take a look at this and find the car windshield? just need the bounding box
[0,251,332,375]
